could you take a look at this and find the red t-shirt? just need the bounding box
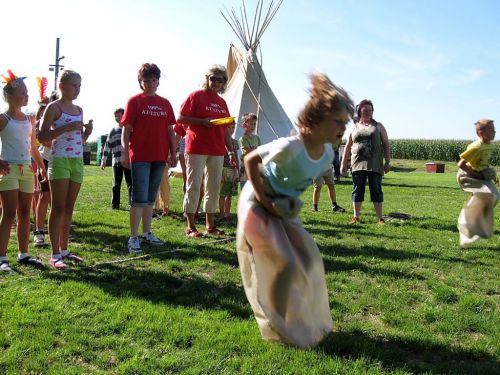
[121,93,176,162]
[179,89,231,156]
[173,122,187,137]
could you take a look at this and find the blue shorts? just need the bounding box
[352,170,383,203]
[130,161,166,207]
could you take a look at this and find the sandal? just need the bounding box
[204,227,226,236]
[186,228,204,238]
[48,257,68,269]
[348,216,360,224]
[17,256,44,269]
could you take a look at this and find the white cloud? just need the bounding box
[456,69,487,85]
[480,97,500,106]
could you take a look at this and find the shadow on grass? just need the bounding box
[312,210,499,266]
[383,181,458,190]
[162,241,240,268]
[68,220,129,255]
[42,259,252,320]
[306,220,413,241]
[304,219,489,267]
[391,167,417,173]
[322,243,480,264]
[70,217,238,258]
[321,250,425,281]
[318,330,499,375]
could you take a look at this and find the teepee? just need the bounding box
[221,0,295,145]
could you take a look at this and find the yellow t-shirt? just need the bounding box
[459,139,494,172]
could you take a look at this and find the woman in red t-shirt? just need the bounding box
[178,64,236,237]
[121,63,177,253]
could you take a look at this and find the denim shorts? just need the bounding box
[351,170,383,203]
[130,161,166,207]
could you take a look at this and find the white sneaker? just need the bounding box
[141,232,164,246]
[33,231,46,247]
[128,236,142,254]
[0,260,12,272]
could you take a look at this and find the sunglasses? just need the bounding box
[209,76,225,83]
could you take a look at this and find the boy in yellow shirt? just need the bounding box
[457,118,499,247]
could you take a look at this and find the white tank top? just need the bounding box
[38,144,53,161]
[51,104,83,158]
[0,113,32,164]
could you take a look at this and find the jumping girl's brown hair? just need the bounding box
[297,73,354,132]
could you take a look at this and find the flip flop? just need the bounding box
[186,228,204,238]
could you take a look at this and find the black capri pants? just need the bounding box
[351,170,383,203]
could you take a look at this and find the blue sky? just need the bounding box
[2,0,499,141]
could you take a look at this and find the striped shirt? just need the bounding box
[102,127,124,167]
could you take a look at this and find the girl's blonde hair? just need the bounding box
[58,70,81,85]
[297,73,354,131]
[202,64,228,93]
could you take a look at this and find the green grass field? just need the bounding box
[0,160,499,374]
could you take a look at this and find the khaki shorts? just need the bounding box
[0,164,35,193]
[313,167,335,188]
[48,157,84,183]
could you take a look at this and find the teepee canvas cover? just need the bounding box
[221,0,295,145]
[223,44,294,145]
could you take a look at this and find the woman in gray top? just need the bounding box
[341,99,391,224]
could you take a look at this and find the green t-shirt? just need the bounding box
[239,134,261,161]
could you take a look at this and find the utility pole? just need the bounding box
[48,37,65,90]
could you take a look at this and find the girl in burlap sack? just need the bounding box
[236,73,354,347]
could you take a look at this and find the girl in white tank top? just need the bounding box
[0,71,47,271]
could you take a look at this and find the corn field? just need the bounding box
[389,139,500,166]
